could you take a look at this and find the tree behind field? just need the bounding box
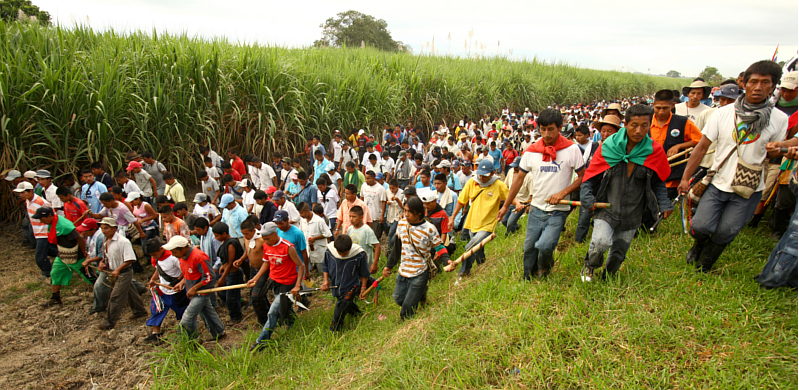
[698,66,724,86]
[666,70,681,78]
[314,10,405,52]
[0,0,51,26]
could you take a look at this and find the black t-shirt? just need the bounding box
[57,228,80,249]
[387,144,402,161]
[259,201,277,226]
[218,237,244,266]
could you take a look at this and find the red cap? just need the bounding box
[75,218,98,232]
[266,186,277,194]
[126,161,143,171]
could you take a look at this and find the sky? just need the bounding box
[35,0,798,78]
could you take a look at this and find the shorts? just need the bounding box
[146,290,189,327]
[51,257,92,286]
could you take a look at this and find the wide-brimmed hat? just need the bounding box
[598,115,622,130]
[682,80,712,99]
[604,103,622,114]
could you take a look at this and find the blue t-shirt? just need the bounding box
[489,149,503,170]
[415,181,434,190]
[80,181,108,213]
[278,225,307,264]
[446,172,462,192]
[313,159,334,183]
[295,184,318,207]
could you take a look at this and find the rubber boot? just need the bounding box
[747,213,764,228]
[686,237,708,265]
[696,242,727,273]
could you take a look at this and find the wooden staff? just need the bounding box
[667,147,694,162]
[443,233,497,272]
[197,283,249,294]
[669,149,715,167]
[557,200,611,209]
[362,276,385,296]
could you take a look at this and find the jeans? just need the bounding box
[691,184,761,246]
[387,220,399,259]
[34,238,54,278]
[574,207,593,244]
[250,268,270,325]
[106,269,147,327]
[328,218,337,232]
[256,286,295,343]
[502,205,526,236]
[22,215,36,247]
[398,179,410,190]
[392,270,429,320]
[585,219,637,275]
[756,203,798,288]
[217,270,244,321]
[92,272,146,313]
[178,293,225,339]
[522,207,568,279]
[140,228,160,263]
[458,230,492,276]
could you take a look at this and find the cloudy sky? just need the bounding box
[36,0,798,78]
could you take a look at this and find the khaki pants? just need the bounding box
[106,268,147,326]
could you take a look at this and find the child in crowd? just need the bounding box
[212,222,244,323]
[346,205,380,275]
[192,193,221,225]
[144,238,188,344]
[320,234,370,331]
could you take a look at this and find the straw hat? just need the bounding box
[682,80,712,99]
[605,103,622,113]
[597,115,622,130]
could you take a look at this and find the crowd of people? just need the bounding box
[4,59,797,350]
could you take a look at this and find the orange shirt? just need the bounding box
[650,113,702,187]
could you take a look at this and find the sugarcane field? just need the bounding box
[0,1,797,389]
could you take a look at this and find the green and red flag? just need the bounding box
[583,130,671,182]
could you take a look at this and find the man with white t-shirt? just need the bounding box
[360,170,387,237]
[330,133,343,171]
[678,61,790,273]
[675,80,712,123]
[498,108,586,279]
[248,157,277,191]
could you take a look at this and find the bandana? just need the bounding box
[525,134,573,162]
[734,94,774,135]
[583,129,670,182]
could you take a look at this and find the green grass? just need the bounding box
[150,211,796,389]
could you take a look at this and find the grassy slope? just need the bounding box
[152,211,796,389]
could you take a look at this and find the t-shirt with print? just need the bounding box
[134,170,154,197]
[151,249,182,295]
[317,187,340,219]
[81,181,107,214]
[202,177,219,202]
[301,214,332,264]
[702,104,788,193]
[457,178,508,233]
[164,218,191,241]
[675,102,711,123]
[62,198,88,223]
[347,224,379,266]
[193,203,219,222]
[518,143,584,212]
[360,182,387,221]
[264,238,297,285]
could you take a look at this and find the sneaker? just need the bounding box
[143,333,163,344]
[41,297,62,308]
[580,266,594,283]
[249,342,267,352]
[454,276,463,286]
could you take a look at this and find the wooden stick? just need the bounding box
[557,200,611,209]
[667,147,694,162]
[669,149,715,167]
[197,283,249,294]
[362,276,385,296]
[444,233,497,272]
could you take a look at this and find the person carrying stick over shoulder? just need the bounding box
[579,104,673,282]
[143,238,188,344]
[320,234,370,331]
[383,196,451,320]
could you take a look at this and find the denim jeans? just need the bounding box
[217,269,244,321]
[178,293,225,339]
[387,220,399,259]
[22,215,36,247]
[92,271,146,313]
[522,207,568,279]
[256,288,295,343]
[34,238,55,278]
[501,205,526,236]
[328,218,337,232]
[756,203,798,288]
[398,179,410,190]
[392,270,429,320]
[458,230,492,276]
[250,268,270,325]
[691,184,761,246]
[574,207,592,244]
[585,219,637,275]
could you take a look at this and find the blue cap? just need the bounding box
[272,209,289,223]
[716,83,742,100]
[218,194,234,208]
[476,159,494,175]
[509,156,522,168]
[375,172,384,180]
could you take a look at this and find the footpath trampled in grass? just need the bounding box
[151,212,797,389]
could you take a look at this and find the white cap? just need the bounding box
[418,189,438,203]
[162,236,190,250]
[23,171,37,179]
[781,71,798,90]
[124,192,141,202]
[13,181,34,192]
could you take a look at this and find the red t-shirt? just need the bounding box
[264,238,298,285]
[62,199,88,223]
[226,169,242,182]
[428,209,451,234]
[487,129,498,139]
[502,149,518,165]
[179,248,214,287]
[231,157,247,177]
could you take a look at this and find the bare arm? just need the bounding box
[498,170,528,219]
[677,136,712,195]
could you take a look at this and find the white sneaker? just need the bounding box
[454,277,463,286]
[580,266,593,283]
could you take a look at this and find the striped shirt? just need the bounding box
[26,195,51,238]
[396,219,444,278]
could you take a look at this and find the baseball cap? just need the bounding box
[13,181,34,192]
[375,172,384,180]
[358,129,365,135]
[475,159,494,176]
[126,161,143,171]
[23,171,37,179]
[75,218,98,233]
[281,157,292,164]
[437,160,451,169]
[716,83,742,100]
[162,236,190,250]
[124,192,141,202]
[265,186,277,194]
[261,222,278,236]
[451,160,460,167]
[35,169,52,179]
[31,206,54,219]
[272,209,289,223]
[272,190,285,200]
[509,156,522,168]
[4,169,21,181]
[218,193,235,208]
[193,193,207,203]
[98,217,118,227]
[782,71,798,90]
[398,150,407,157]
[239,178,251,188]
[418,189,437,203]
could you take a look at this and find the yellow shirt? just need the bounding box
[457,178,508,233]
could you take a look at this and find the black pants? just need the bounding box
[250,267,270,325]
[330,295,361,331]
